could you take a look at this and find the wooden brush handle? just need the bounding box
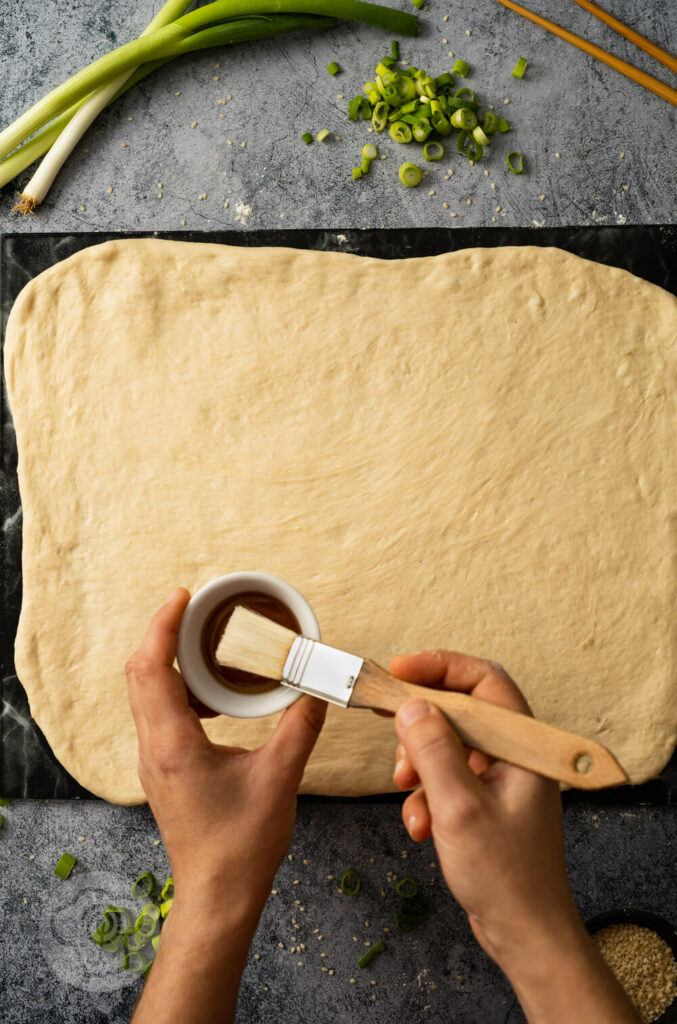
[352,661,627,790]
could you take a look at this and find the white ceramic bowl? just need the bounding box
[177,572,320,718]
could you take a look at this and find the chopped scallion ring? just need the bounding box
[412,117,432,142]
[396,893,434,931]
[358,940,386,968]
[122,952,149,974]
[395,876,419,897]
[347,96,363,121]
[371,101,389,132]
[160,898,173,918]
[161,877,174,901]
[390,40,399,61]
[54,852,76,880]
[450,107,477,131]
[473,125,490,146]
[390,120,413,143]
[152,934,161,953]
[482,111,499,135]
[453,87,475,101]
[398,161,421,186]
[340,868,362,895]
[498,117,512,133]
[135,903,161,940]
[512,56,528,79]
[362,143,378,160]
[316,129,331,142]
[327,61,340,76]
[423,140,444,161]
[301,131,313,145]
[457,130,483,163]
[506,150,525,174]
[453,59,471,78]
[131,872,154,899]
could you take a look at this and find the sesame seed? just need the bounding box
[219,113,225,118]
[380,889,387,897]
[127,116,133,121]
[294,900,300,905]
[263,986,269,992]
[337,93,344,99]
[191,121,197,128]
[107,187,113,194]
[181,219,186,226]
[350,978,356,984]
[540,194,545,201]
[157,192,163,199]
[450,212,457,218]
[278,942,284,948]
[293,879,300,885]
[384,927,391,932]
[23,898,28,905]
[620,151,625,158]
[327,875,334,880]
[321,952,328,958]
[467,198,472,205]
[322,967,328,972]
[228,93,232,100]
[555,152,561,158]
[448,52,453,58]
[466,29,471,35]
[401,851,408,858]
[365,941,371,947]
[328,969,335,975]
[443,13,449,19]
[217,98,227,104]
[213,76,220,81]
[353,936,358,942]
[29,855,35,861]
[227,139,233,145]
[371,995,377,1002]
[199,193,207,200]
[428,190,435,196]
[318,935,323,940]
[504,98,510,104]
[442,38,447,44]
[365,921,370,927]
[491,183,496,190]
[303,859,309,865]
[175,91,181,96]
[120,142,127,148]
[491,216,496,222]
[369,857,375,864]
[254,954,260,960]
[241,141,246,148]
[298,961,304,967]
[80,205,86,211]
[370,980,377,986]
[622,184,629,190]
[496,205,501,212]
[271,889,278,895]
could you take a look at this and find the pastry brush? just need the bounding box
[215,606,628,790]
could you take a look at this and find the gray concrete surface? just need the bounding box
[1,2,677,1022]
[0,1,675,230]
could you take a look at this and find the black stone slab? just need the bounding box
[2,227,676,799]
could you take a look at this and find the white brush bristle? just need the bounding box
[215,605,298,679]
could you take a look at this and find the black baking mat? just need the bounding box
[2,226,676,801]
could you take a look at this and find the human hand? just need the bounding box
[125,588,327,922]
[390,651,583,967]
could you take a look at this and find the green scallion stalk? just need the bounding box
[412,0,423,9]
[54,852,76,880]
[390,40,399,61]
[358,940,386,968]
[14,0,193,214]
[506,150,525,174]
[398,161,421,186]
[422,140,443,161]
[453,58,470,77]
[301,131,313,143]
[512,56,528,79]
[1,0,417,167]
[498,117,512,133]
[327,61,341,75]
[352,166,363,179]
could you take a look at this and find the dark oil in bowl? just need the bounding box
[202,591,300,693]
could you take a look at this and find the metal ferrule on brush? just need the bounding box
[281,637,364,707]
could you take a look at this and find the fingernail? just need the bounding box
[398,700,432,728]
[409,814,417,830]
[395,758,405,776]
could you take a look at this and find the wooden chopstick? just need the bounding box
[572,0,677,75]
[496,0,677,108]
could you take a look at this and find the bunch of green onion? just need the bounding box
[0,0,419,213]
[90,872,174,978]
[347,52,523,184]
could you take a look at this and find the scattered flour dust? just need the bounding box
[234,201,252,223]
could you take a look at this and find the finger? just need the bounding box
[394,743,420,790]
[126,588,202,742]
[395,699,482,810]
[263,696,327,781]
[401,788,432,842]
[391,651,532,715]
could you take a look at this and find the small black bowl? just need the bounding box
[586,909,677,1024]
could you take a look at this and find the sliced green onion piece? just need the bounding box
[316,129,331,142]
[132,872,154,899]
[340,868,362,895]
[512,56,528,79]
[447,96,480,111]
[152,934,162,953]
[381,55,396,68]
[363,80,377,95]
[473,125,489,146]
[412,0,424,9]
[122,952,149,974]
[435,71,454,90]
[506,150,525,174]
[415,75,436,99]
[375,61,391,78]
[54,852,76,880]
[453,59,471,78]
[327,61,341,76]
[482,111,499,135]
[161,877,174,901]
[431,111,451,135]
[362,143,378,160]
[454,87,475,101]
[160,898,173,918]
[0,797,11,806]
[106,906,133,932]
[390,120,413,143]
[371,101,389,132]
[450,107,477,131]
[399,161,421,186]
[347,96,362,121]
[360,99,372,119]
[0,815,3,829]
[498,117,512,133]
[124,928,146,952]
[423,141,443,162]
[360,159,371,174]
[352,167,363,180]
[457,130,483,163]
[390,40,399,61]
[412,117,432,141]
[396,876,419,897]
[396,76,418,102]
[135,903,161,940]
[358,940,386,968]
[301,131,313,144]
[396,893,434,931]
[368,88,381,105]
[399,99,419,114]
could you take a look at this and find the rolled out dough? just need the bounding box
[5,239,677,804]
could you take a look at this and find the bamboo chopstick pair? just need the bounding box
[496,0,677,107]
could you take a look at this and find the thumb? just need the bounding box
[262,695,327,785]
[395,700,482,811]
